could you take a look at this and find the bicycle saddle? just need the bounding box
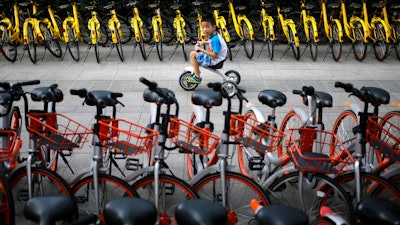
[31,86,63,103]
[127,1,139,7]
[24,196,76,224]
[349,3,362,10]
[103,4,115,10]
[261,3,274,9]
[58,3,71,9]
[362,87,390,107]
[371,2,386,10]
[391,4,400,10]
[143,88,176,105]
[235,5,247,11]
[170,4,181,10]
[211,3,223,8]
[104,197,157,225]
[258,90,287,108]
[0,92,12,105]
[280,7,293,14]
[192,1,204,6]
[86,90,121,107]
[208,60,225,70]
[175,199,227,225]
[301,4,315,10]
[357,197,400,225]
[251,205,308,225]
[148,3,159,9]
[191,89,223,108]
[84,5,97,11]
[327,3,340,9]
[302,91,333,108]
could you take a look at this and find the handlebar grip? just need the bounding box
[21,80,40,86]
[335,81,353,92]
[302,86,315,96]
[207,82,221,92]
[70,88,88,98]
[0,82,10,89]
[139,77,157,90]
[292,89,302,95]
[111,92,123,98]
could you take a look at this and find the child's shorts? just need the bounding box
[196,52,212,67]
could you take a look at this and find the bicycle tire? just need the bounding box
[372,21,388,62]
[279,110,303,156]
[309,22,318,61]
[352,21,367,61]
[382,110,400,128]
[0,28,17,62]
[115,26,124,62]
[225,70,241,84]
[394,22,400,60]
[186,113,218,179]
[72,174,137,224]
[182,41,188,61]
[40,22,62,58]
[131,174,199,225]
[0,170,14,225]
[179,71,198,91]
[332,110,358,147]
[242,20,254,59]
[79,16,91,44]
[26,23,37,64]
[67,24,80,62]
[94,42,100,63]
[330,22,342,61]
[334,172,400,210]
[268,171,355,224]
[156,31,163,61]
[266,21,274,60]
[193,171,270,225]
[102,15,132,44]
[9,166,76,225]
[138,31,147,60]
[289,26,300,60]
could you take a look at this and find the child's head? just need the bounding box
[201,16,217,37]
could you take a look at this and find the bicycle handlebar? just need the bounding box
[70,88,88,98]
[0,80,40,90]
[292,86,315,96]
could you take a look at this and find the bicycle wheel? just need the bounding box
[330,22,342,61]
[131,174,199,225]
[40,23,62,58]
[334,172,400,210]
[115,26,124,62]
[138,30,147,60]
[179,71,198,91]
[289,26,300,60]
[309,22,318,61]
[182,41,188,61]
[225,70,241,84]
[352,21,367,61]
[279,110,303,156]
[67,24,80,62]
[248,11,264,42]
[242,21,254,59]
[382,110,400,128]
[266,22,274,60]
[156,31,163,61]
[72,174,137,225]
[0,171,14,225]
[395,22,400,60]
[79,16,91,44]
[332,110,358,147]
[268,171,355,224]
[9,167,75,225]
[0,28,17,62]
[373,21,388,62]
[186,113,218,179]
[193,171,270,225]
[26,24,37,64]
[94,42,100,63]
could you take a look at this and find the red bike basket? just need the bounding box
[99,119,158,156]
[0,130,18,162]
[230,114,285,153]
[367,116,400,162]
[287,128,354,174]
[27,113,92,151]
[168,117,220,156]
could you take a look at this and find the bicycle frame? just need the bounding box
[227,0,255,40]
[260,1,275,42]
[151,7,163,43]
[62,2,81,43]
[130,3,145,43]
[277,6,300,47]
[108,8,122,44]
[320,0,344,43]
[88,10,101,45]
[23,2,44,45]
[213,5,231,42]
[366,0,392,43]
[340,0,369,43]
[0,3,22,43]
[173,8,186,44]
[44,5,62,40]
[300,1,319,43]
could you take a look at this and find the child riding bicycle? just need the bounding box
[188,16,228,84]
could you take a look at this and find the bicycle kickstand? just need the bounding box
[105,44,114,61]
[83,44,92,62]
[257,41,267,58]
[322,44,331,61]
[168,42,179,60]
[280,44,292,59]
[300,43,309,58]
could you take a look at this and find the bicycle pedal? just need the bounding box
[16,189,29,201]
[164,183,175,195]
[249,157,264,171]
[113,152,126,160]
[125,158,142,171]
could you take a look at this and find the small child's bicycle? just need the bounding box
[178,55,241,91]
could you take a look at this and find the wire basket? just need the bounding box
[367,116,400,162]
[27,113,92,151]
[287,128,354,174]
[230,114,285,153]
[168,117,220,156]
[0,130,18,162]
[99,119,158,156]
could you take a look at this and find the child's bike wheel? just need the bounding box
[179,72,198,91]
[225,70,241,84]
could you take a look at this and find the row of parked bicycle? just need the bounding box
[0,75,399,224]
[1,0,400,64]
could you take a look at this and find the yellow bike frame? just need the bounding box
[320,0,344,43]
[213,4,231,42]
[260,0,275,42]
[173,8,186,44]
[300,1,319,43]
[277,6,300,47]
[108,8,122,44]
[62,2,82,43]
[340,0,369,43]
[23,1,44,44]
[88,10,101,45]
[151,7,163,43]
[227,0,255,40]
[0,3,22,43]
[44,5,62,40]
[364,0,392,43]
[130,3,145,43]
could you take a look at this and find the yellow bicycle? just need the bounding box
[60,1,84,62]
[127,0,150,60]
[226,0,255,59]
[298,0,319,61]
[389,1,400,60]
[0,2,22,62]
[187,1,207,43]
[277,3,301,60]
[104,2,124,62]
[212,2,233,60]
[340,0,370,61]
[169,1,190,61]
[22,1,62,63]
[319,0,344,61]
